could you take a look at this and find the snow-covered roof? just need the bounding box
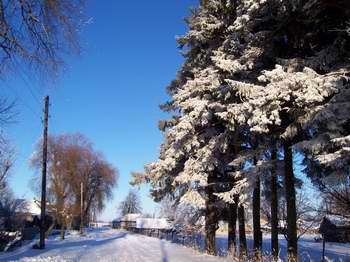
[136,218,170,229]
[121,213,142,222]
[15,199,41,216]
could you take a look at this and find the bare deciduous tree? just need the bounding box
[118,190,142,217]
[321,176,350,221]
[280,190,320,240]
[0,0,85,76]
[0,98,16,126]
[31,133,118,237]
[0,136,14,195]
[0,136,19,232]
[159,196,176,220]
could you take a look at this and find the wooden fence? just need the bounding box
[132,228,204,251]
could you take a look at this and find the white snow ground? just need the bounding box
[0,229,349,262]
[0,229,227,262]
[215,233,350,261]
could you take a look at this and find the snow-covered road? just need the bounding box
[1,229,349,261]
[1,229,227,262]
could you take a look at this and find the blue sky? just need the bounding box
[2,1,198,221]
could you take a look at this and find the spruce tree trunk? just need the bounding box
[271,148,279,260]
[283,140,298,261]
[228,200,238,253]
[253,176,262,258]
[238,205,247,258]
[205,186,217,255]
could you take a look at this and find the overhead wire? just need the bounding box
[17,72,43,108]
[13,59,45,108]
[1,80,43,120]
[13,59,58,131]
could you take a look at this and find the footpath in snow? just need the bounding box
[0,228,227,262]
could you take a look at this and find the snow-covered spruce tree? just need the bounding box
[145,0,283,255]
[141,1,234,254]
[134,1,349,260]
[135,0,284,256]
[209,0,281,257]
[214,1,350,260]
[223,67,348,260]
[132,0,257,255]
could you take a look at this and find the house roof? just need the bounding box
[136,218,170,229]
[15,199,41,216]
[120,213,142,222]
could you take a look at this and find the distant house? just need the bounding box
[15,199,41,219]
[113,214,173,234]
[120,213,142,230]
[89,221,111,228]
[2,199,42,241]
[112,219,121,229]
[135,217,172,237]
[136,218,170,230]
[320,217,350,243]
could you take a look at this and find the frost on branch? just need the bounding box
[180,189,206,209]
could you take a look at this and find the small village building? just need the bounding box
[120,213,142,230]
[15,199,41,220]
[89,221,111,228]
[113,214,172,236]
[319,217,350,243]
[112,219,121,229]
[135,218,171,237]
[136,218,170,230]
[0,199,42,243]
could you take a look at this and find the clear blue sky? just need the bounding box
[2,1,198,221]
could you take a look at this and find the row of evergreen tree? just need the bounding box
[132,1,350,261]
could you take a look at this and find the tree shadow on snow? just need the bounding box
[160,240,168,262]
[214,235,350,262]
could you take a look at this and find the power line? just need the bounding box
[12,57,46,106]
[12,61,43,108]
[17,72,42,107]
[1,81,42,119]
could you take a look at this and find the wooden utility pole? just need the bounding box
[80,182,84,235]
[39,96,49,249]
